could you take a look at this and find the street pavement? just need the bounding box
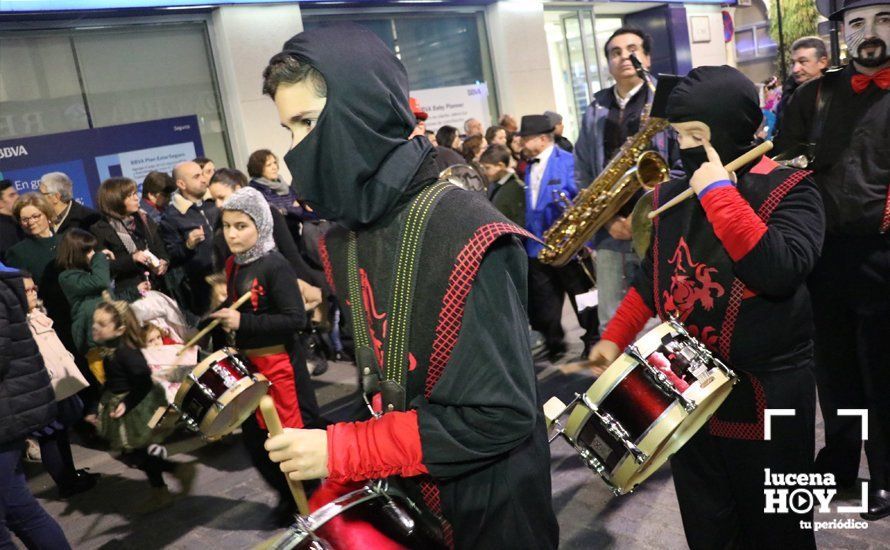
[22,307,890,549]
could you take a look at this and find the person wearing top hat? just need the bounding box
[519,114,598,361]
[776,0,890,521]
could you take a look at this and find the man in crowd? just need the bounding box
[520,114,597,360]
[38,172,100,234]
[159,160,219,316]
[574,27,676,336]
[775,36,830,133]
[776,0,890,520]
[545,110,573,153]
[0,180,22,260]
[463,117,483,137]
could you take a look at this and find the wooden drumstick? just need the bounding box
[260,395,310,516]
[176,290,253,357]
[647,140,774,220]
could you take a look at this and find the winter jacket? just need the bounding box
[158,192,218,279]
[90,212,169,300]
[58,252,111,354]
[0,263,56,447]
[27,309,88,401]
[55,201,101,235]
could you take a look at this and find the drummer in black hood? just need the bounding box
[589,65,825,549]
[262,25,558,549]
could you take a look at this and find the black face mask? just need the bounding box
[666,66,763,177]
[279,25,433,230]
[679,146,709,180]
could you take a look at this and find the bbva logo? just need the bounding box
[0,145,28,159]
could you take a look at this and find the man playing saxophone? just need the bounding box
[574,28,679,341]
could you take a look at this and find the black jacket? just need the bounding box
[0,263,56,448]
[0,214,23,261]
[159,192,219,278]
[57,201,101,235]
[91,212,169,298]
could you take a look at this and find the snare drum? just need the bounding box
[257,480,446,550]
[172,348,270,438]
[545,319,736,495]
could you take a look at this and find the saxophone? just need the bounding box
[538,103,669,267]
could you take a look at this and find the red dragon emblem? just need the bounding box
[662,238,724,346]
[359,268,416,372]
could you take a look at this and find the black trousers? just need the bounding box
[670,366,816,550]
[809,234,890,490]
[527,257,598,352]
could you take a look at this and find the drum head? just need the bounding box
[200,374,270,438]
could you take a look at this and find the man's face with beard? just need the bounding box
[843,6,890,69]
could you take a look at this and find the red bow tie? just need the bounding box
[851,68,890,93]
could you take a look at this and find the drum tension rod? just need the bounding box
[626,345,698,413]
[579,393,649,465]
[169,402,201,432]
[188,373,219,403]
[666,317,737,380]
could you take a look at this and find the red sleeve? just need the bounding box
[601,287,654,350]
[699,186,768,261]
[326,410,429,483]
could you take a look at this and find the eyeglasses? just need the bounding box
[19,213,46,225]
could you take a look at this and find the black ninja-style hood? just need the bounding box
[666,65,763,164]
[278,25,433,229]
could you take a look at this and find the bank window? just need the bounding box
[735,23,778,61]
[0,22,232,166]
[301,12,496,120]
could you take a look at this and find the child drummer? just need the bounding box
[588,66,824,549]
[209,186,315,524]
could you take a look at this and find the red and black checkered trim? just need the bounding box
[717,169,811,358]
[318,232,336,294]
[709,373,766,440]
[420,478,454,548]
[425,222,533,397]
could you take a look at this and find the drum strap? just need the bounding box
[347,182,453,412]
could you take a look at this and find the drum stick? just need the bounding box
[259,395,310,516]
[176,291,253,357]
[647,141,774,220]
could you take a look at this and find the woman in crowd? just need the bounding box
[6,194,59,291]
[462,134,489,163]
[94,295,193,513]
[246,149,304,218]
[0,262,71,549]
[22,271,99,498]
[435,125,461,152]
[194,156,216,183]
[91,177,169,302]
[485,125,508,147]
[5,193,73,351]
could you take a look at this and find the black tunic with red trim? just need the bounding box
[604,156,825,371]
[319,183,559,549]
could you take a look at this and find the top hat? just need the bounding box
[515,114,555,136]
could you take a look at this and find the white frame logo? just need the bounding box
[763,408,870,525]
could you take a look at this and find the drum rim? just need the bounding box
[172,347,238,409]
[199,373,270,437]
